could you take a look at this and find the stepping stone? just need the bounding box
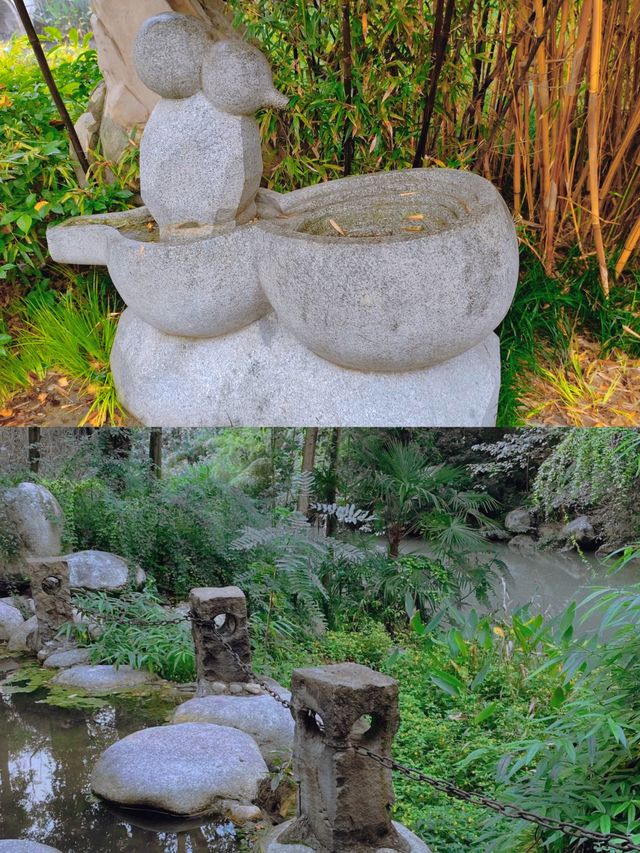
[51,664,157,694]
[66,550,129,590]
[0,601,24,641]
[0,843,63,853]
[91,722,268,817]
[172,693,294,765]
[43,648,91,669]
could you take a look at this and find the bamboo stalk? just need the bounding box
[587,0,609,295]
[615,212,640,277]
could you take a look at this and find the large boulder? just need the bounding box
[7,615,38,653]
[172,693,294,765]
[66,550,129,590]
[561,516,597,549]
[0,843,63,853]
[504,508,533,533]
[51,664,158,694]
[0,600,24,641]
[91,722,268,816]
[2,483,64,557]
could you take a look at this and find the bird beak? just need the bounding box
[266,87,289,110]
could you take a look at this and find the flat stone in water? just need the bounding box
[0,843,63,853]
[172,693,294,764]
[51,664,158,694]
[43,648,91,669]
[262,820,431,852]
[91,721,268,817]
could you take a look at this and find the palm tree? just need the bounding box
[360,438,497,558]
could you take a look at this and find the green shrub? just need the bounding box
[44,464,258,597]
[72,586,196,682]
[0,33,133,289]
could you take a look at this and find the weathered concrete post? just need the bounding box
[265,662,429,852]
[189,586,252,692]
[26,557,74,649]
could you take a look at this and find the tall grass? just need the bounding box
[232,0,640,292]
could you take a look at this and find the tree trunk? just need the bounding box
[297,427,319,516]
[325,428,342,536]
[149,427,162,478]
[28,427,41,474]
[388,524,403,558]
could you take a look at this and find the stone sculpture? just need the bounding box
[47,12,519,427]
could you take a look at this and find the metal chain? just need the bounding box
[77,608,640,851]
[354,744,640,852]
[206,618,291,709]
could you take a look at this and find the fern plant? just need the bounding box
[233,511,368,636]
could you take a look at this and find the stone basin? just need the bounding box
[47,206,269,339]
[256,168,519,371]
[47,168,517,373]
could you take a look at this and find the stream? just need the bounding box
[0,688,242,852]
[402,538,639,628]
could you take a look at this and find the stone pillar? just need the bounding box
[26,557,74,649]
[189,586,252,689]
[279,663,411,852]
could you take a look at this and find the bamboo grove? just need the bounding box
[231,0,640,294]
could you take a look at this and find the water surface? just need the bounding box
[0,688,243,852]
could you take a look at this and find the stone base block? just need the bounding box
[111,311,500,426]
[262,819,431,852]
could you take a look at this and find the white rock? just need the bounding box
[66,550,129,590]
[51,664,157,694]
[0,843,64,853]
[43,648,92,669]
[505,508,533,533]
[172,693,294,765]
[7,615,38,653]
[91,722,268,816]
[0,600,24,641]
[3,483,64,557]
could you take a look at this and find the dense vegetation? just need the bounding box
[3,426,640,851]
[1,1,640,423]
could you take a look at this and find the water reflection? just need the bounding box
[0,691,243,852]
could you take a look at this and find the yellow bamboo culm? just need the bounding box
[587,0,609,296]
[615,215,640,277]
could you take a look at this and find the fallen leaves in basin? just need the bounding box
[328,218,346,236]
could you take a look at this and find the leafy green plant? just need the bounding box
[44,463,256,597]
[0,33,133,287]
[34,1,93,34]
[11,277,122,423]
[480,587,640,851]
[71,587,196,682]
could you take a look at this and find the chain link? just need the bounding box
[79,608,640,851]
[354,744,640,852]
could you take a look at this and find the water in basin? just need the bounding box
[296,192,472,239]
